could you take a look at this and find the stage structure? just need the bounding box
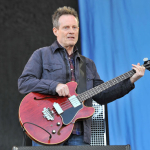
[90,101,107,146]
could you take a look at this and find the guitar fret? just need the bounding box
[112,79,118,84]
[77,69,135,102]
[115,77,120,82]
[78,92,89,101]
[118,76,122,82]
[82,93,88,100]
[109,80,115,86]
[126,72,131,77]
[89,91,93,97]
[92,90,97,96]
[91,87,99,95]
[105,81,111,87]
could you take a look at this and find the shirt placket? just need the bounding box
[68,56,75,81]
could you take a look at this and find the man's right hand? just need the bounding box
[56,83,71,97]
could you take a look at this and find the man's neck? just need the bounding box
[56,41,75,55]
[65,45,74,55]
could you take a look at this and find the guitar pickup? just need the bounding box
[68,95,81,108]
[53,102,63,115]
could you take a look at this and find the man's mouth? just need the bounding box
[67,37,75,39]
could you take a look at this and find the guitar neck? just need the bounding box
[77,69,135,102]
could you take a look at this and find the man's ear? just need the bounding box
[53,27,58,37]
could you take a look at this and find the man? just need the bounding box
[18,6,145,146]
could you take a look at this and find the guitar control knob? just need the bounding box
[52,130,56,134]
[57,122,61,126]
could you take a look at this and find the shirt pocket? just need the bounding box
[86,71,94,90]
[43,64,63,80]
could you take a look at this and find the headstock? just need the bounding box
[143,58,150,71]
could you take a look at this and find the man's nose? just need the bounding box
[68,27,75,33]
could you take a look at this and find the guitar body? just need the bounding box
[19,81,95,145]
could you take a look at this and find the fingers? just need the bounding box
[130,63,145,83]
[132,63,145,75]
[56,83,70,97]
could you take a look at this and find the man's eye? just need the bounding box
[73,27,78,30]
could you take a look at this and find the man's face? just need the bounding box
[53,15,79,48]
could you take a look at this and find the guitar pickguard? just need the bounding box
[60,104,83,125]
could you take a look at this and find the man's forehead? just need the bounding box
[58,15,78,25]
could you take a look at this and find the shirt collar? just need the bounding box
[51,40,81,61]
[51,41,63,53]
[51,40,78,53]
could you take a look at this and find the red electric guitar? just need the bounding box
[19,58,150,145]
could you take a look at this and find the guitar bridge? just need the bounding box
[42,107,54,121]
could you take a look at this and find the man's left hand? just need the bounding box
[130,63,145,83]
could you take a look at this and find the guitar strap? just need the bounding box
[76,55,87,94]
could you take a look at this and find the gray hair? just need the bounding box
[52,6,79,28]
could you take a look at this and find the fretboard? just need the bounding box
[77,69,135,102]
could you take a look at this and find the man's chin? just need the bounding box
[67,41,77,46]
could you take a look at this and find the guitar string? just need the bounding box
[53,70,135,111]
[48,76,120,110]
[42,68,144,121]
[68,70,134,107]
[42,65,149,120]
[44,69,135,114]
[43,65,148,114]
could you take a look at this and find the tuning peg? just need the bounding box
[143,58,148,62]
